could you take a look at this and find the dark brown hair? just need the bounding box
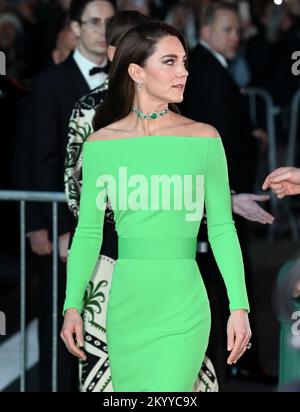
[92,21,188,131]
[69,0,117,22]
[105,10,149,47]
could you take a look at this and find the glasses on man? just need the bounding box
[79,17,107,31]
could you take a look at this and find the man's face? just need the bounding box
[202,10,241,59]
[74,0,115,58]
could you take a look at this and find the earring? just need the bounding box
[137,81,143,90]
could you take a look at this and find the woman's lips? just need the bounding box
[172,84,185,90]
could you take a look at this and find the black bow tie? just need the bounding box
[89,64,110,76]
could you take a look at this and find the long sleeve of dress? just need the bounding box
[63,142,106,314]
[204,137,250,312]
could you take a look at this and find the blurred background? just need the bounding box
[0,0,300,393]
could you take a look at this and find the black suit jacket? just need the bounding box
[12,92,46,232]
[180,43,257,193]
[30,53,90,235]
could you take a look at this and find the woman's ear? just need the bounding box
[128,63,144,83]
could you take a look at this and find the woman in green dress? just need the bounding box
[61,21,252,392]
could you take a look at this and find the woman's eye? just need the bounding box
[165,60,174,65]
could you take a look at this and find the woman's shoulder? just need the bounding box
[171,114,219,138]
[87,118,131,141]
[86,127,117,142]
[186,122,219,138]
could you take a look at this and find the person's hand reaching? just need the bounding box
[262,167,300,199]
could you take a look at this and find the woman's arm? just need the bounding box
[204,137,249,312]
[61,142,106,360]
[204,137,251,364]
[63,142,107,315]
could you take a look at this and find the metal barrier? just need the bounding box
[286,89,300,167]
[0,190,66,392]
[242,87,281,241]
[243,87,279,173]
[279,89,300,241]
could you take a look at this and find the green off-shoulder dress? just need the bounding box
[63,135,249,392]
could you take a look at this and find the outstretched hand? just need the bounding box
[232,193,274,224]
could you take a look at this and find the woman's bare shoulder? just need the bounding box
[87,121,127,142]
[172,114,219,138]
[86,128,113,142]
[188,122,219,138]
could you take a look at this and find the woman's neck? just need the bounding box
[129,98,171,135]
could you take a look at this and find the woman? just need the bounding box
[61,21,252,392]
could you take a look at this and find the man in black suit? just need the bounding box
[28,0,116,391]
[180,2,269,389]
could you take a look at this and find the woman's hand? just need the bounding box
[226,309,252,365]
[60,308,87,361]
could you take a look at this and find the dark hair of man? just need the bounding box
[105,10,150,47]
[199,1,238,29]
[69,0,117,22]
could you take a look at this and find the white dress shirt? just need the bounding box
[199,39,228,69]
[73,48,108,90]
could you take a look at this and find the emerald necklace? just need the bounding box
[131,105,169,120]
